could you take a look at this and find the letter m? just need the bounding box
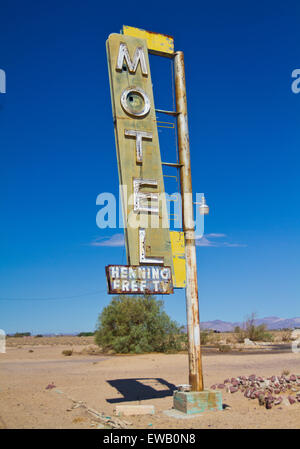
[0,69,6,93]
[116,43,148,76]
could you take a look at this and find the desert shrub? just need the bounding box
[95,295,182,354]
[13,332,31,337]
[207,331,222,345]
[175,330,188,351]
[218,344,231,353]
[35,334,43,338]
[176,328,210,349]
[77,332,95,337]
[225,333,237,344]
[80,345,102,355]
[281,331,291,342]
[236,331,246,343]
[200,330,210,345]
[234,326,246,343]
[248,324,273,342]
[235,314,274,342]
[62,349,73,356]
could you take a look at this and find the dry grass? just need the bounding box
[205,330,291,346]
[5,330,291,350]
[62,349,73,356]
[77,345,104,355]
[6,336,95,347]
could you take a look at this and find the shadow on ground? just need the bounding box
[106,377,177,403]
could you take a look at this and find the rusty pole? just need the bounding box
[174,51,204,392]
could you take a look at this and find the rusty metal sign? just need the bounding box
[106,265,173,295]
[122,25,174,57]
[106,33,174,274]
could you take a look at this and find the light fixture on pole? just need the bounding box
[194,195,209,216]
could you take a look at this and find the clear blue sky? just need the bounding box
[1,0,299,334]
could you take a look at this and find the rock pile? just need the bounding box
[211,374,300,409]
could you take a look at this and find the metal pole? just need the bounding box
[174,51,204,392]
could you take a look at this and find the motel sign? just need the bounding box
[106,32,174,294]
[105,26,205,392]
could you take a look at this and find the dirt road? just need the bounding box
[0,343,299,429]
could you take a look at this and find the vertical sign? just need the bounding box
[106,33,174,273]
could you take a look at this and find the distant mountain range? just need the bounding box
[11,317,300,336]
[200,316,300,332]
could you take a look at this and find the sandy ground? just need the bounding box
[0,342,299,429]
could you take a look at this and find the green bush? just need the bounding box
[13,332,31,337]
[95,295,182,354]
[235,314,274,342]
[77,332,95,337]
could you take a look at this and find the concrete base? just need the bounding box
[173,389,222,414]
[114,405,155,416]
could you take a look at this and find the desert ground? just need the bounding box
[0,336,299,429]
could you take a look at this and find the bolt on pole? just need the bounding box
[174,51,204,392]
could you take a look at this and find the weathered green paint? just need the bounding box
[106,33,173,271]
[173,390,222,414]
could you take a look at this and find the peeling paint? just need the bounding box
[175,51,203,391]
[173,390,223,414]
[123,25,174,56]
[106,264,173,294]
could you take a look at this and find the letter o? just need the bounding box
[120,86,150,118]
